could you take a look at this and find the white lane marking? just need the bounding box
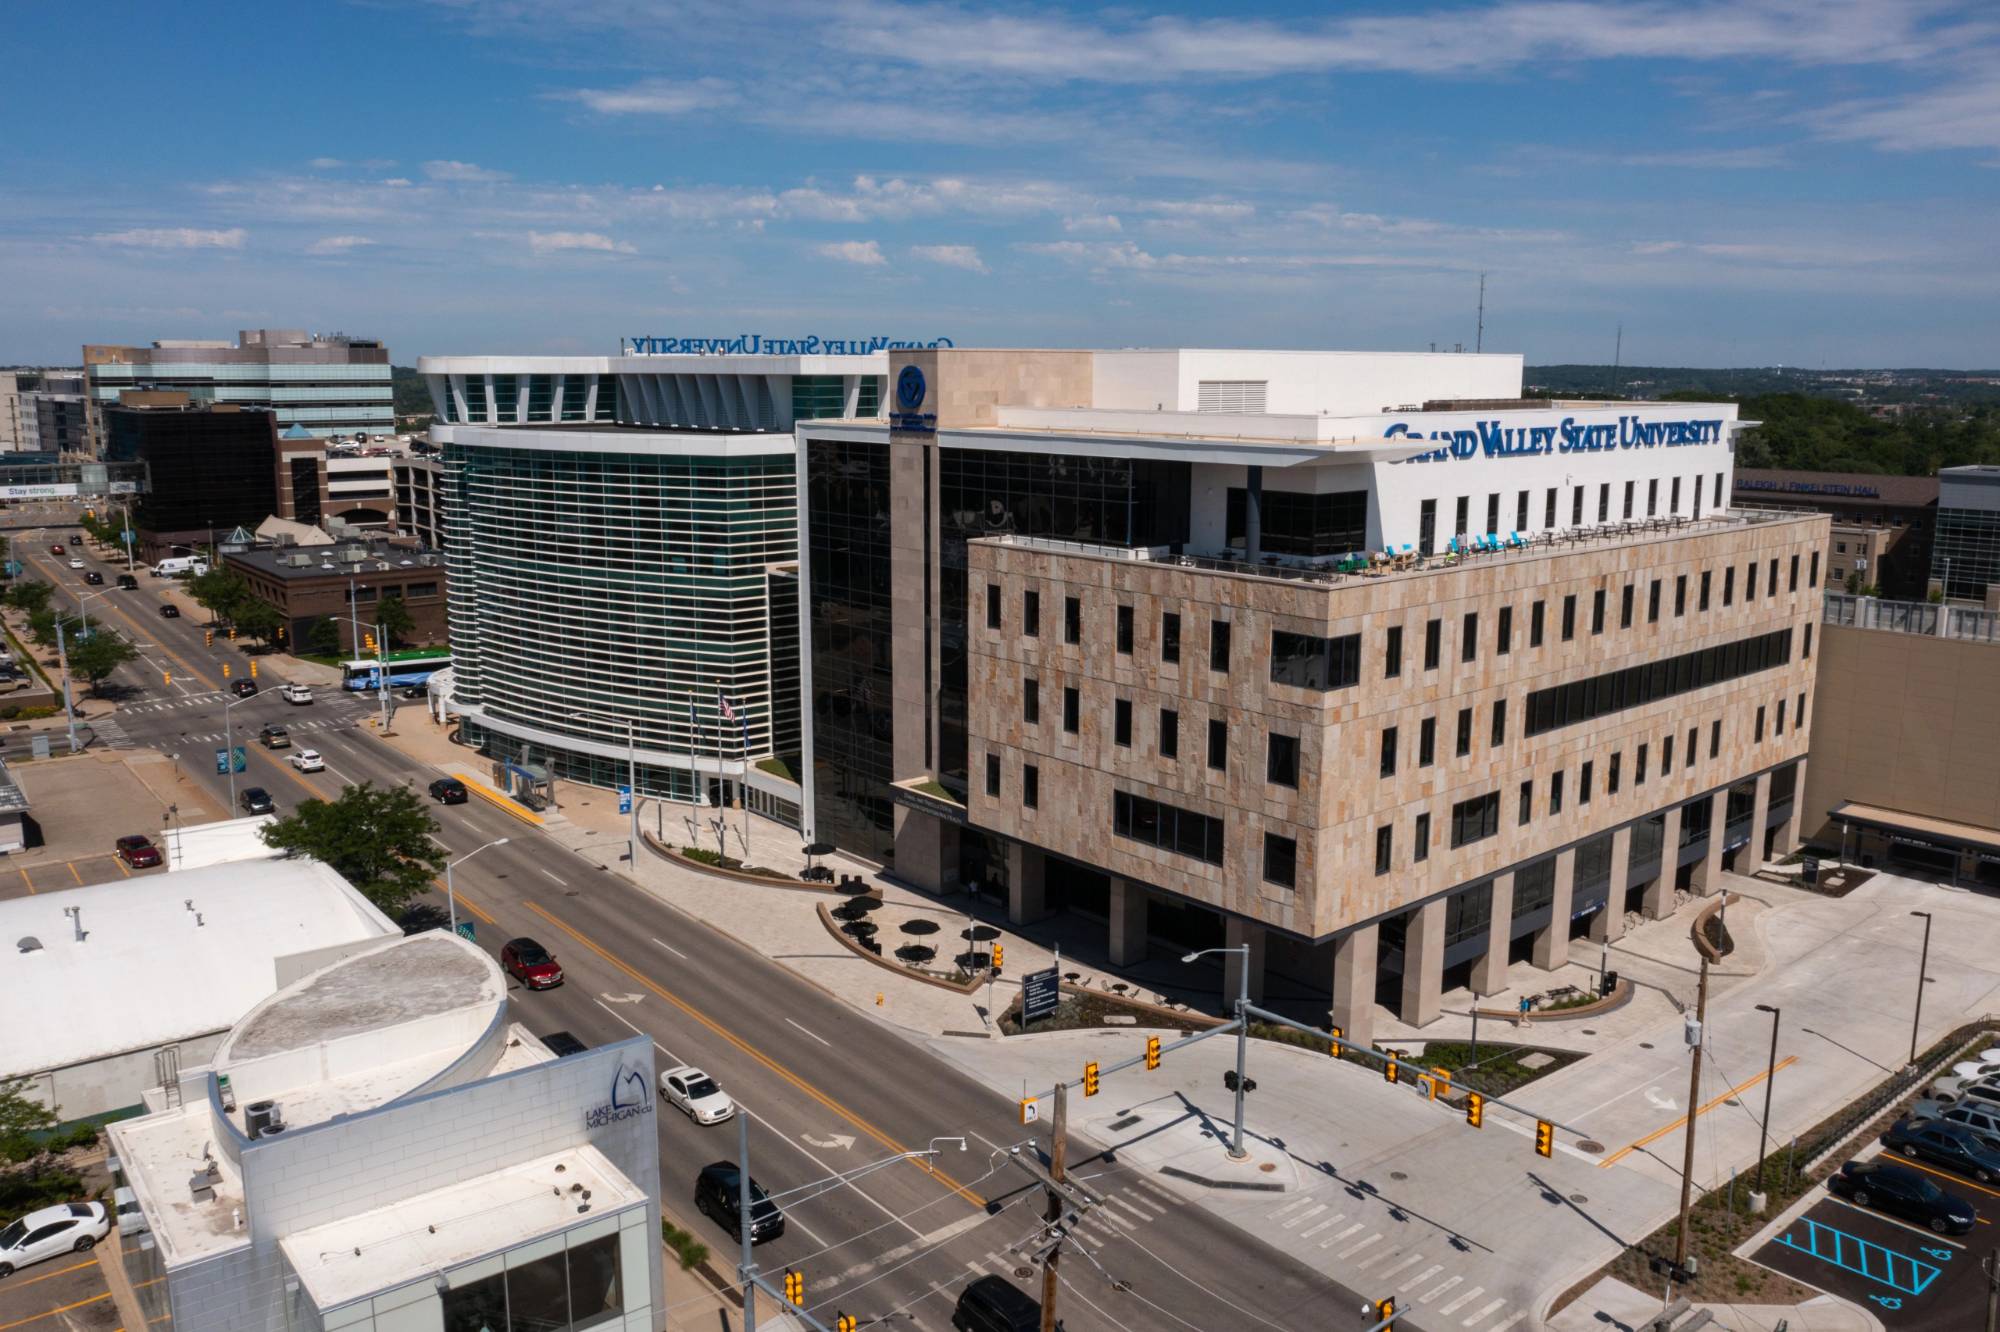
[1376,1253,1424,1284]
[651,936,687,960]
[786,1017,833,1048]
[542,868,566,885]
[1420,1274,1462,1304]
[1282,1202,1327,1230]
[1340,1233,1384,1263]
[1440,1285,1483,1315]
[823,1210,992,1287]
[1463,1297,1507,1327]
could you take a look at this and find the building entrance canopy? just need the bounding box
[1830,801,2000,863]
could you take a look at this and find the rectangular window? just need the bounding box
[1455,495,1469,538]
[1687,725,1698,767]
[1715,472,1725,510]
[1521,627,1795,737]
[1647,478,1659,517]
[1608,752,1621,795]
[1486,492,1500,535]
[1562,594,1577,641]
[986,583,1001,630]
[1550,770,1565,814]
[1263,834,1297,889]
[985,753,1001,797]
[1116,604,1134,654]
[1572,487,1585,526]
[1024,590,1040,636]
[1803,623,1813,659]
[1675,574,1687,617]
[1623,480,1635,520]
[1810,550,1820,587]
[1450,792,1501,848]
[1419,716,1436,767]
[1024,679,1039,725]
[1420,498,1437,555]
[1491,698,1507,747]
[1620,584,1634,629]
[1210,619,1230,672]
[1776,699,1786,735]
[1592,588,1606,635]
[1375,824,1394,874]
[1414,812,1431,862]
[1710,719,1721,758]
[1024,764,1039,809]
[1671,476,1682,512]
[1456,707,1473,757]
[1767,557,1779,598]
[1113,791,1224,866]
[1636,742,1649,784]
[1797,690,1806,728]
[1700,570,1712,611]
[1580,760,1594,805]
[1545,487,1557,529]
[1380,726,1398,778]
[1599,483,1610,523]
[1663,734,1673,773]
[1462,611,1479,663]
[1789,553,1799,592]
[1531,600,1546,647]
[1114,698,1132,747]
[1160,708,1179,758]
[1270,631,1363,690]
[1424,618,1442,670]
[1208,718,1228,772]
[1161,612,1181,664]
[1648,579,1662,623]
[1064,596,1081,644]
[1747,562,1758,601]
[1385,624,1404,678]
[1754,705,1765,743]
[1517,490,1530,532]
[1723,566,1735,606]
[1497,606,1513,655]
[1224,487,1367,555]
[1268,732,1299,787]
[1063,687,1079,733]
[1518,779,1533,826]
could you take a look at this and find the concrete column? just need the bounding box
[1773,758,1807,855]
[1746,771,1774,869]
[1472,872,1513,996]
[1331,925,1378,1048]
[1224,917,1266,1006]
[1532,849,1575,970]
[1400,898,1446,1028]
[1006,843,1047,925]
[1108,877,1148,967]
[1694,793,1729,895]
[1590,827,1631,944]
[1645,807,1680,919]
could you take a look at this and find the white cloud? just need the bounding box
[381,177,413,187]
[1063,214,1123,233]
[92,227,247,250]
[556,77,735,115]
[309,157,346,169]
[306,235,375,255]
[909,244,988,273]
[527,230,635,254]
[1806,78,2000,153]
[815,239,886,266]
[424,159,512,183]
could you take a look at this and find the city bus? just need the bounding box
[341,650,451,692]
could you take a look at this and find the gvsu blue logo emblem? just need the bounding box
[585,1059,655,1128]
[896,364,927,412]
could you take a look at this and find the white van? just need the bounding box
[149,556,209,578]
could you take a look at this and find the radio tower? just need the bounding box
[1476,274,1486,354]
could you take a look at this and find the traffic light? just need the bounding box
[162,672,172,687]
[276,624,287,642]
[1465,1091,1485,1129]
[1329,1024,1343,1055]
[222,663,232,678]
[990,944,1003,971]
[205,630,214,647]
[249,659,258,678]
[1427,1066,1451,1101]
[228,626,237,641]
[1083,1061,1100,1097]
[1144,1035,1161,1070]
[836,1317,856,1332]
[1535,1120,1555,1158]
[782,1270,803,1306]
[1374,1295,1397,1322]
[1383,1050,1399,1084]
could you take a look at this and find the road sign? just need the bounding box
[1021,964,1061,1023]
[215,748,229,774]
[455,920,477,942]
[618,785,632,815]
[231,746,246,773]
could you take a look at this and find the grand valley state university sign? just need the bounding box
[1387,414,1729,465]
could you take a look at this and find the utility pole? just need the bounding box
[1982,1246,1998,1332]
[740,1111,758,1332]
[1475,273,1486,354]
[1673,955,1711,1272]
[1041,1082,1067,1332]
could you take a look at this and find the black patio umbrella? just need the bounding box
[831,901,868,922]
[896,944,936,965]
[843,894,881,913]
[841,919,879,939]
[900,918,941,936]
[960,924,1001,942]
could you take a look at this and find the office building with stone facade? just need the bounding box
[1731,468,1937,601]
[796,348,1823,1042]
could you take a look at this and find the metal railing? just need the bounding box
[1823,592,2000,642]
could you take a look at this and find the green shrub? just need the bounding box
[661,1218,709,1271]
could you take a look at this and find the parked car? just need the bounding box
[1949,1059,2000,1083]
[660,1066,735,1125]
[1929,1074,2000,1108]
[82,570,103,585]
[428,777,468,805]
[280,683,313,705]
[1911,1099,2000,1152]
[114,834,162,869]
[1883,1118,2000,1184]
[694,1162,784,1243]
[1827,1159,1976,1234]
[158,603,180,618]
[289,749,324,773]
[952,1275,1043,1332]
[500,938,563,989]
[239,787,275,815]
[111,1187,146,1238]
[0,1201,111,1278]
[117,574,138,590]
[539,1031,589,1058]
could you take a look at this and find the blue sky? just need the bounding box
[2,0,1996,367]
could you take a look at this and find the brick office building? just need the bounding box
[225,539,447,655]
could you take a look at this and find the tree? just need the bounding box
[233,598,285,648]
[69,629,139,695]
[259,782,447,916]
[4,579,53,616]
[306,616,343,658]
[187,568,253,624]
[0,1078,58,1165]
[374,594,415,649]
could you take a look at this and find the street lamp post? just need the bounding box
[1911,910,1934,1068]
[445,837,510,932]
[1182,944,1252,1160]
[1754,1003,1781,1192]
[55,590,108,754]
[571,710,638,867]
[221,689,280,807]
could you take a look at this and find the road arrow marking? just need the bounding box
[1644,1086,1679,1112]
[599,992,644,1004]
[803,1133,856,1150]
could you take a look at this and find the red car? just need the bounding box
[115,835,162,869]
[49,545,65,557]
[500,937,564,989]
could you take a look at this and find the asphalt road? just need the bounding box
[12,518,1368,1332]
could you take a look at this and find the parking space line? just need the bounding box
[0,1292,110,1331]
[1774,1212,1944,1295]
[1896,1156,2000,1209]
[67,860,81,885]
[18,867,32,894]
[1600,1056,1798,1167]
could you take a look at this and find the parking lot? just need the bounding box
[0,1250,118,1332]
[0,750,219,903]
[1752,1151,2000,1328]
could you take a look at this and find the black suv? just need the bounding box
[694,1163,784,1244]
[239,787,275,815]
[539,1031,589,1058]
[428,777,468,805]
[1828,1159,1976,1233]
[952,1276,1045,1332]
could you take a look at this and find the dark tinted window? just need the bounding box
[1270,631,1361,690]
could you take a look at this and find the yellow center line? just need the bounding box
[1599,1055,1799,1168]
[25,549,216,691]
[523,901,988,1209]
[433,876,496,925]
[19,866,33,895]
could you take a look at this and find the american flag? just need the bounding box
[717,690,736,722]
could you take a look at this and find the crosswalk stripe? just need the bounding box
[1375,1253,1424,1282]
[1324,1222,1364,1249]
[1440,1285,1483,1315]
[1301,1212,1343,1238]
[1420,1275,1462,1304]
[1397,1261,1442,1293]
[1338,1232,1382,1261]
[1268,1197,1311,1219]
[1107,1194,1155,1223]
[1283,1203,1327,1230]
[1464,1297,1508,1326]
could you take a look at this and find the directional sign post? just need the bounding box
[231,746,247,774]
[618,785,633,815]
[455,920,477,943]
[1022,964,1061,1025]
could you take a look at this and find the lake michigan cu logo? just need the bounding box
[585,1058,655,1128]
[896,364,927,412]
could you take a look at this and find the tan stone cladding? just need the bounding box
[966,514,1826,939]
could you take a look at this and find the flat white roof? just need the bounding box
[0,860,396,1080]
[162,813,282,871]
[282,1145,645,1311]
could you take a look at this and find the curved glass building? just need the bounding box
[422,352,886,810]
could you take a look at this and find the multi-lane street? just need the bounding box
[9,517,1364,1331]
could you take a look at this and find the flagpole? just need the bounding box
[740,710,751,861]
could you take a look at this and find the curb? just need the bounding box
[817,900,990,995]
[456,772,545,825]
[644,830,849,894]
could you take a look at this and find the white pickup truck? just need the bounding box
[280,684,314,705]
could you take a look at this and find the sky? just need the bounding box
[1,0,1996,368]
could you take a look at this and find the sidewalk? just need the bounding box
[1549,1277,1881,1332]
